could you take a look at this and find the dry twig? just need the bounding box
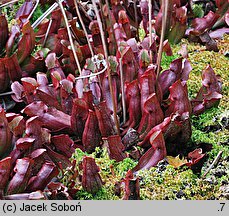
[202,151,223,178]
[92,0,120,135]
[156,0,168,79]
[57,0,82,76]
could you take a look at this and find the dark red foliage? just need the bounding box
[82,156,103,194]
[139,69,157,112]
[123,170,140,200]
[0,54,22,93]
[0,157,11,191]
[186,148,205,167]
[30,148,48,175]
[140,0,150,34]
[106,135,127,162]
[45,145,72,169]
[0,107,12,158]
[82,110,102,153]
[4,191,44,200]
[0,60,10,93]
[138,93,164,140]
[125,80,141,130]
[133,130,166,173]
[191,11,220,36]
[7,158,33,195]
[164,112,192,155]
[94,101,117,137]
[17,22,35,64]
[16,137,35,151]
[21,54,46,77]
[11,77,37,104]
[51,134,75,158]
[102,74,119,112]
[165,80,192,117]
[117,44,138,83]
[190,11,220,51]
[46,182,72,200]
[139,111,192,153]
[192,65,222,115]
[89,21,103,54]
[158,58,192,96]
[36,73,62,111]
[24,116,47,150]
[0,15,9,53]
[23,101,71,132]
[5,25,20,57]
[139,117,170,148]
[199,32,219,52]
[36,9,63,37]
[26,161,59,192]
[186,148,206,173]
[163,40,173,56]
[71,98,89,138]
[15,0,34,20]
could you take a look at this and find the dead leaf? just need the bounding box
[167,155,187,168]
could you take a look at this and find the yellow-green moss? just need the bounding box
[161,52,180,70]
[138,166,221,200]
[61,148,137,200]
[1,0,25,27]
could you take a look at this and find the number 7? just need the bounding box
[220,203,225,211]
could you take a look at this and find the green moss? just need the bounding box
[75,187,120,200]
[191,128,229,158]
[62,148,137,200]
[65,146,226,200]
[161,52,180,70]
[192,107,223,129]
[1,0,25,26]
[115,158,138,177]
[138,28,146,42]
[30,3,50,25]
[138,166,221,200]
[192,4,204,18]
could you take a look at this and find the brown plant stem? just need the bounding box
[32,1,63,29]
[74,0,94,57]
[119,57,126,125]
[104,0,117,51]
[134,0,139,41]
[27,0,40,21]
[149,0,153,63]
[57,0,82,76]
[0,91,13,97]
[92,0,120,135]
[156,0,168,79]
[75,64,107,80]
[43,18,52,47]
[0,0,19,8]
